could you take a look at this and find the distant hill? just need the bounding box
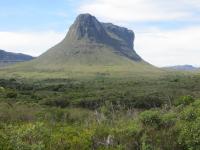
[0,50,34,67]
[163,65,198,71]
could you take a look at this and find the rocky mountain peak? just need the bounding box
[63,13,141,61]
[66,14,109,42]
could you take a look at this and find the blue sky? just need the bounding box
[0,0,200,67]
[0,0,79,31]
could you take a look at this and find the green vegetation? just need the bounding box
[0,72,199,149]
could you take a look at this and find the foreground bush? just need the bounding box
[0,99,200,149]
[0,123,50,150]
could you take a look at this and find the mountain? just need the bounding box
[34,13,142,67]
[164,65,198,71]
[0,50,34,67]
[5,14,162,78]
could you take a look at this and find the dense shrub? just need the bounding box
[42,108,93,124]
[139,110,161,128]
[41,98,70,108]
[0,86,5,92]
[134,96,163,109]
[112,121,142,149]
[175,95,195,106]
[0,103,42,122]
[77,98,103,110]
[0,123,50,150]
[160,112,177,128]
[6,91,18,98]
[177,121,200,150]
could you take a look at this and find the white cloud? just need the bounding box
[135,26,200,67]
[79,0,198,23]
[0,31,65,56]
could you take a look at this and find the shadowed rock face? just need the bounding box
[64,13,141,61]
[102,23,140,61]
[102,23,134,50]
[67,14,110,43]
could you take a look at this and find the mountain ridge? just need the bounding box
[0,49,34,67]
[163,65,198,71]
